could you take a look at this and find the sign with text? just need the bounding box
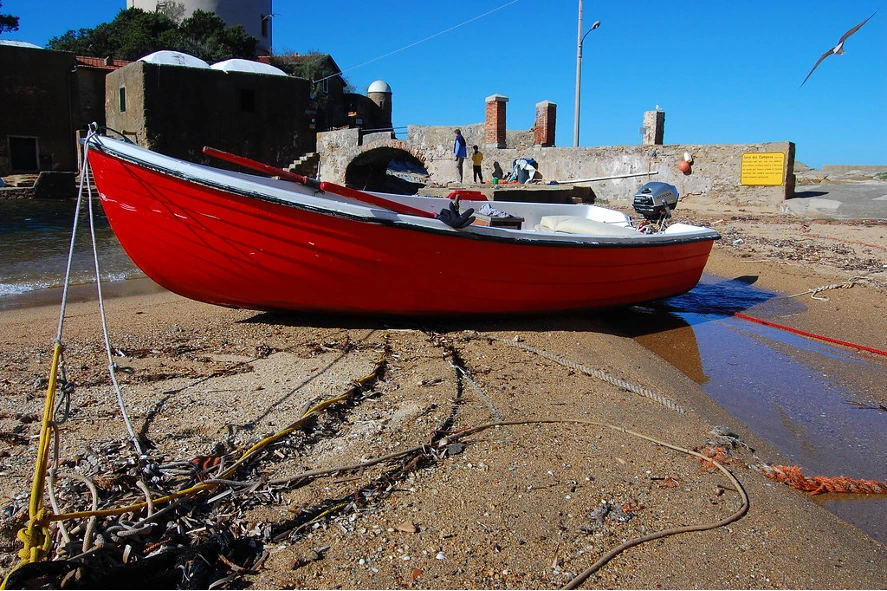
[740,152,785,186]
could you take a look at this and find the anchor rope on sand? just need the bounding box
[473,331,686,414]
[755,464,887,495]
[786,275,868,301]
[801,232,887,251]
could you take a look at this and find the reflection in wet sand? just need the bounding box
[605,305,708,385]
[610,274,887,545]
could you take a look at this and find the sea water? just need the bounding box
[0,198,143,305]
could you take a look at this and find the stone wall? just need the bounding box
[316,121,795,207]
[821,164,887,175]
[471,141,796,207]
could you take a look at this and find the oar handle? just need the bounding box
[202,146,436,219]
[202,146,319,189]
[318,181,436,219]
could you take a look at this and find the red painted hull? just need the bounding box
[87,145,716,316]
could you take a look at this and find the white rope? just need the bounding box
[473,332,686,414]
[454,365,503,422]
[56,143,91,343]
[80,128,144,457]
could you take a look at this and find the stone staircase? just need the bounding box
[1,173,39,187]
[284,153,320,179]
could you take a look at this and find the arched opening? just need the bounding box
[345,147,428,194]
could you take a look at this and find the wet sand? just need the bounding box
[0,205,885,588]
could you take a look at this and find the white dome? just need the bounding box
[138,50,210,68]
[0,40,43,49]
[210,59,287,76]
[368,80,392,94]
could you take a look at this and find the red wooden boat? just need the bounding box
[85,135,719,316]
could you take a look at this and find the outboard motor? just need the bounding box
[632,182,678,221]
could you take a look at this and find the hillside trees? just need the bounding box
[0,0,19,34]
[46,7,256,62]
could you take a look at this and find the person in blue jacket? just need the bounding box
[453,129,467,183]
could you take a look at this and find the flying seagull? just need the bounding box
[800,11,877,87]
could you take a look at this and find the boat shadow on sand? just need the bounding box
[239,274,785,388]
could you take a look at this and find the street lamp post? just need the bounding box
[573,0,600,147]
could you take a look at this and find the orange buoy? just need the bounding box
[678,160,691,174]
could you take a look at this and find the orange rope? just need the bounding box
[760,465,887,495]
[734,313,887,357]
[803,233,886,251]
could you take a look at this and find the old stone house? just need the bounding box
[105,56,312,167]
[0,42,128,176]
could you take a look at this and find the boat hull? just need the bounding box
[87,147,716,316]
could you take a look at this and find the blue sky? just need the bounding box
[4,0,886,168]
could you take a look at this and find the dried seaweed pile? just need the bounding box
[2,333,489,589]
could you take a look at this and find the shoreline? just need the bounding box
[0,275,163,312]
[1,210,885,588]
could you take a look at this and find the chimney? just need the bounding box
[642,110,665,145]
[534,101,556,147]
[485,94,508,149]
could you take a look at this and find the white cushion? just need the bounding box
[537,215,638,236]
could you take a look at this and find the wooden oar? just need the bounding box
[202,146,436,219]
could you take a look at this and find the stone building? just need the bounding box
[0,43,75,175]
[0,42,128,176]
[74,56,133,133]
[105,54,311,167]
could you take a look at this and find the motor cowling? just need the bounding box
[632,182,678,221]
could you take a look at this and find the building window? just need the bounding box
[240,88,256,112]
[8,136,39,172]
[119,87,126,112]
[261,16,269,38]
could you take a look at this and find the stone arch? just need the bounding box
[345,143,429,194]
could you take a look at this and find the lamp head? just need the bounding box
[591,21,601,30]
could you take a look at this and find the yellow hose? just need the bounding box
[2,342,63,589]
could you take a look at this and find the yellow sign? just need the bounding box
[740,152,785,186]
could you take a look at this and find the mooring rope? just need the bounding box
[802,233,887,251]
[81,128,144,457]
[454,365,503,421]
[786,275,868,301]
[734,313,887,357]
[472,331,686,414]
[755,464,887,495]
[2,133,141,588]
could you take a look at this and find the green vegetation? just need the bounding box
[268,51,353,114]
[46,7,256,62]
[0,0,19,34]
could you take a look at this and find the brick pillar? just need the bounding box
[485,94,508,148]
[642,111,665,145]
[534,101,556,147]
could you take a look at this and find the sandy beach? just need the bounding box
[1,201,885,588]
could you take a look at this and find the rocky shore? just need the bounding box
[0,198,885,589]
